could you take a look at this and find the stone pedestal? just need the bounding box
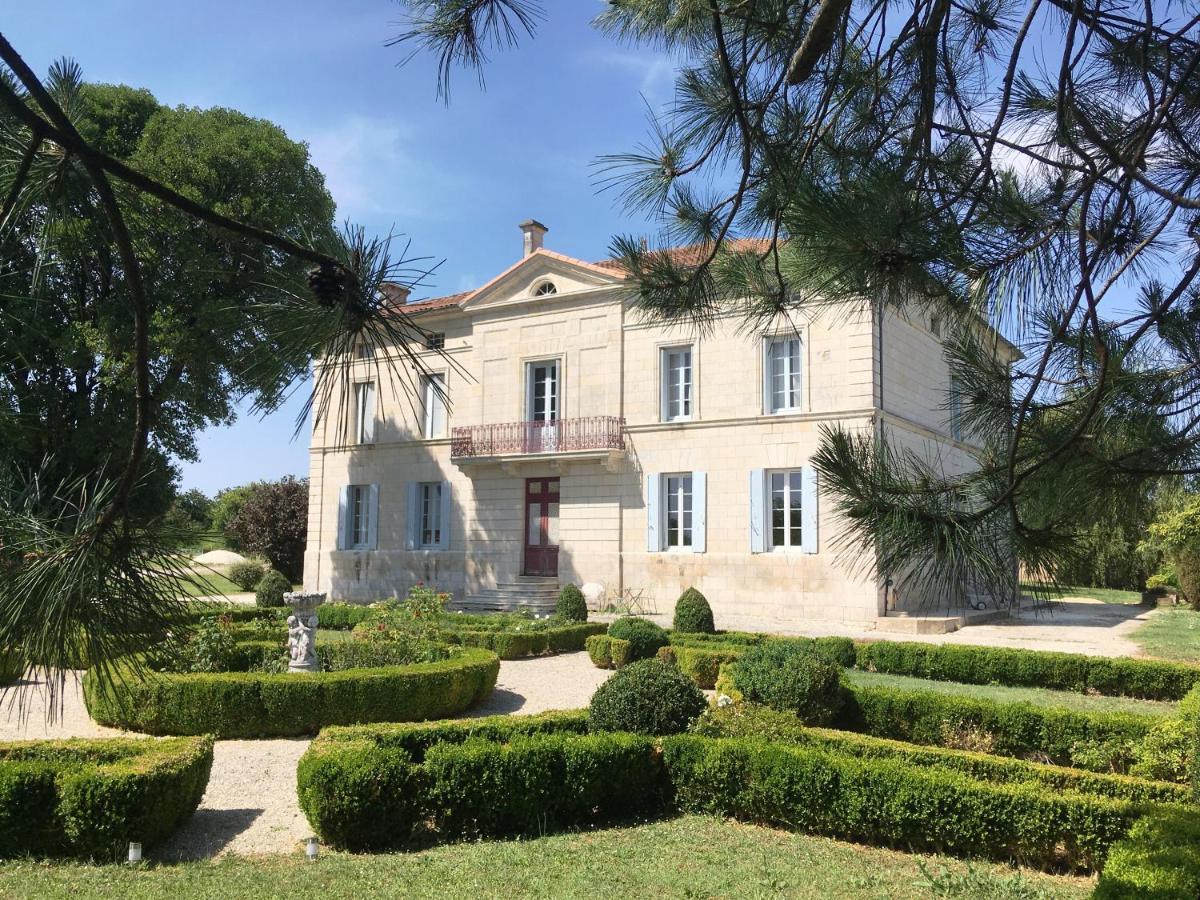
[285,592,325,673]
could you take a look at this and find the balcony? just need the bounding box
[451,416,626,470]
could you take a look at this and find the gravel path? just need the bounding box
[0,652,613,859]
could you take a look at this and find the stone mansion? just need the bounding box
[302,220,1017,626]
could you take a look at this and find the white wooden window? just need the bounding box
[646,471,706,553]
[422,373,447,438]
[526,360,559,422]
[764,336,802,413]
[338,483,378,550]
[665,473,692,548]
[750,468,817,554]
[353,381,376,444]
[419,482,442,547]
[660,346,693,421]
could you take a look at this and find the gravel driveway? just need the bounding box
[0,652,613,859]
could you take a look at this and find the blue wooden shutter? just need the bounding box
[646,473,662,551]
[691,471,706,553]
[437,481,452,549]
[363,383,376,442]
[801,466,819,554]
[405,482,421,550]
[337,485,352,550]
[366,484,379,550]
[749,469,766,553]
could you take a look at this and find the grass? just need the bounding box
[844,669,1179,717]
[1132,605,1200,663]
[1021,583,1143,605]
[0,816,1090,900]
[178,568,246,597]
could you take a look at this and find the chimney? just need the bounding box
[380,282,410,309]
[519,219,548,257]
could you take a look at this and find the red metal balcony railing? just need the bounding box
[451,416,625,458]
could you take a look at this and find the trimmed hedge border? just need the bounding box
[693,705,1187,805]
[657,645,741,689]
[0,736,212,860]
[662,735,1134,871]
[586,634,631,669]
[1181,683,1200,799]
[854,639,1200,701]
[840,682,1158,769]
[83,648,499,738]
[1095,805,1200,899]
[446,623,606,659]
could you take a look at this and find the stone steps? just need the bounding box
[453,578,561,616]
[873,607,1008,635]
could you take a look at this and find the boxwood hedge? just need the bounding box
[0,736,212,860]
[585,634,632,669]
[1095,804,1200,899]
[446,622,605,659]
[854,639,1200,701]
[82,647,499,738]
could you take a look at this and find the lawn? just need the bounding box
[178,568,245,597]
[0,816,1090,900]
[844,669,1179,717]
[1132,605,1200,663]
[1021,583,1143,605]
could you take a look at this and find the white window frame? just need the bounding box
[525,359,560,423]
[663,473,693,550]
[349,484,372,549]
[660,345,693,422]
[422,373,447,438]
[419,482,443,548]
[353,381,375,444]
[767,469,805,551]
[763,335,803,414]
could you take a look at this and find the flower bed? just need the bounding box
[0,736,212,860]
[82,647,499,738]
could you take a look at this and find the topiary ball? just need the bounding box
[730,641,844,725]
[672,587,715,634]
[255,570,291,608]
[588,658,706,735]
[228,561,267,592]
[556,583,588,622]
[607,617,668,661]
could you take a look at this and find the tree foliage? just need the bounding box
[227,477,309,581]
[396,0,1200,609]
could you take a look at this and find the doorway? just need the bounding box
[523,477,559,577]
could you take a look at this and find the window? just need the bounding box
[356,340,374,359]
[660,346,693,421]
[422,373,447,438]
[769,470,804,549]
[353,381,375,444]
[533,280,557,296]
[664,474,693,549]
[350,485,372,549]
[949,374,964,441]
[425,332,445,350]
[765,336,802,413]
[419,482,442,547]
[526,360,559,422]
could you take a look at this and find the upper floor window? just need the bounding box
[425,332,445,350]
[353,381,376,444]
[533,280,557,296]
[949,374,964,441]
[526,360,559,423]
[765,336,802,414]
[422,373,447,438]
[356,340,374,359]
[660,346,693,422]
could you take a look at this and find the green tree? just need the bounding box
[397,1,1200,609]
[227,477,309,581]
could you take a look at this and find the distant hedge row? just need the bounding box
[0,736,212,860]
[446,623,605,659]
[298,714,1139,870]
[83,648,499,738]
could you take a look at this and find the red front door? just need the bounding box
[523,477,559,577]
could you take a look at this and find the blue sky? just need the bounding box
[6,1,666,496]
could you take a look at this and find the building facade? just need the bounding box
[302,221,1011,625]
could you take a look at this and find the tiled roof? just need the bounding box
[395,238,773,312]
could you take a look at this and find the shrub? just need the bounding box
[227,561,267,592]
[656,645,740,689]
[607,617,668,661]
[672,588,714,634]
[319,637,448,672]
[83,647,499,738]
[853,639,1200,701]
[226,476,308,581]
[586,634,632,669]
[1131,715,1192,783]
[1179,682,1200,799]
[0,736,212,860]
[555,584,587,622]
[171,617,242,673]
[255,570,291,608]
[662,735,1135,871]
[317,603,374,630]
[1095,806,1200,899]
[840,682,1158,771]
[730,641,844,725]
[692,703,1188,805]
[669,632,856,668]
[588,658,705,736]
[299,727,665,851]
[0,648,23,684]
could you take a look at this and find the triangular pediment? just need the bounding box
[460,249,626,310]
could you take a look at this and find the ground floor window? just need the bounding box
[665,473,693,549]
[420,482,442,547]
[348,484,373,549]
[769,469,803,549]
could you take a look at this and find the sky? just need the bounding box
[6,0,668,496]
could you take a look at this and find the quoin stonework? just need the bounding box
[303,220,1018,625]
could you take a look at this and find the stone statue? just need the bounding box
[284,591,326,673]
